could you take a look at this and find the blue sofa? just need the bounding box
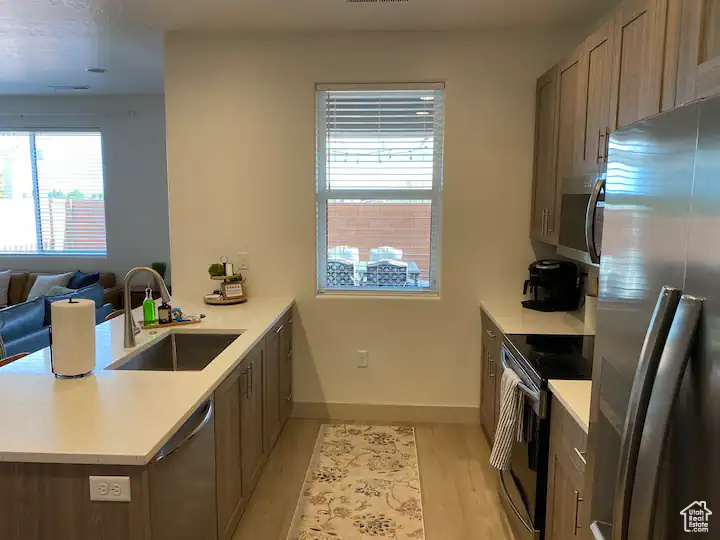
[0,283,113,356]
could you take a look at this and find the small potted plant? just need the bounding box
[208,263,225,278]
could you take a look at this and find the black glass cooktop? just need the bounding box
[505,334,594,384]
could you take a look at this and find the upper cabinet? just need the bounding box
[528,0,710,247]
[531,67,559,244]
[676,0,720,104]
[609,0,669,129]
[575,18,615,175]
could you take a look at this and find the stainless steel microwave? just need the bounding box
[557,172,605,266]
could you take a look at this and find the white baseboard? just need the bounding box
[291,401,480,424]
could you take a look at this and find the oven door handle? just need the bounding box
[500,354,542,408]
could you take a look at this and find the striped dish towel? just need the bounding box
[0,334,6,361]
[490,367,526,471]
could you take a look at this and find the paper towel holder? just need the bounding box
[50,298,95,379]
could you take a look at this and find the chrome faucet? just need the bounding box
[123,267,172,348]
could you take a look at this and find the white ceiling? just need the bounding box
[1,0,616,95]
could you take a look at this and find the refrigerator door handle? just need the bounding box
[611,286,682,540]
[627,294,703,540]
[585,177,604,264]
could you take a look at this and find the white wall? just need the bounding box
[165,31,579,408]
[0,95,170,281]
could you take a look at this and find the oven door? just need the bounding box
[558,174,605,266]
[497,345,547,540]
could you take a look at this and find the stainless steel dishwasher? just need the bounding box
[149,396,217,540]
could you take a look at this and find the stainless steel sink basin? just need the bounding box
[113,333,242,371]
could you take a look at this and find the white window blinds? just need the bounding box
[0,131,107,255]
[316,84,444,293]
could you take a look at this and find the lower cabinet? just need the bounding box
[480,309,502,443]
[264,310,293,450]
[545,396,588,540]
[240,343,265,497]
[215,307,293,540]
[279,312,293,425]
[215,366,246,540]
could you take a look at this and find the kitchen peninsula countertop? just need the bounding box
[0,296,293,465]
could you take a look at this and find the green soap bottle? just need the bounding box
[142,287,156,326]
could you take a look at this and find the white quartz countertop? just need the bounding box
[480,294,592,336]
[0,296,294,465]
[548,380,592,433]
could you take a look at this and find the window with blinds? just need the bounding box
[316,84,444,293]
[0,131,107,255]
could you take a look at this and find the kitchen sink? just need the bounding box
[112,333,242,372]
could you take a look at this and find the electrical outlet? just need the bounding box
[237,252,250,270]
[89,476,131,502]
[357,350,369,368]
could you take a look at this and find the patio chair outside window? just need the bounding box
[366,260,409,287]
[369,246,403,262]
[327,259,356,287]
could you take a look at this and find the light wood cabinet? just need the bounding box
[215,364,246,540]
[553,48,583,233]
[609,0,669,130]
[278,312,293,425]
[531,67,559,243]
[264,323,282,451]
[576,18,615,174]
[676,0,720,104]
[241,343,265,498]
[480,309,502,443]
[545,397,589,540]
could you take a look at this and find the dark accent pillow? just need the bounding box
[44,283,104,326]
[67,270,100,290]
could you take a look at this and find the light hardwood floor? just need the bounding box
[232,419,514,540]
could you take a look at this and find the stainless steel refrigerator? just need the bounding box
[585,96,720,540]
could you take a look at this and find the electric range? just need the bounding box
[496,333,594,540]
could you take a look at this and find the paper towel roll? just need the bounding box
[50,298,96,377]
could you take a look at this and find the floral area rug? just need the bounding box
[286,424,425,540]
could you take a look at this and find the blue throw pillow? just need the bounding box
[67,270,100,289]
[0,297,46,341]
[44,283,105,326]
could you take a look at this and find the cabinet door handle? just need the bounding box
[604,126,610,164]
[547,210,553,234]
[574,447,587,465]
[488,352,495,378]
[287,392,293,402]
[486,329,496,339]
[275,324,284,334]
[573,490,584,535]
[249,362,254,397]
[596,128,606,163]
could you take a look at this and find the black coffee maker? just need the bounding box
[522,260,581,312]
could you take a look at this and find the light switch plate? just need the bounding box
[89,476,131,502]
[357,350,369,368]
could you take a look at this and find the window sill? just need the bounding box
[316,289,440,300]
[0,252,107,259]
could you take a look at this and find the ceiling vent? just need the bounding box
[347,0,409,3]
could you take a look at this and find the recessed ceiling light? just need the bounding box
[416,111,430,115]
[86,68,108,74]
[420,96,435,101]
